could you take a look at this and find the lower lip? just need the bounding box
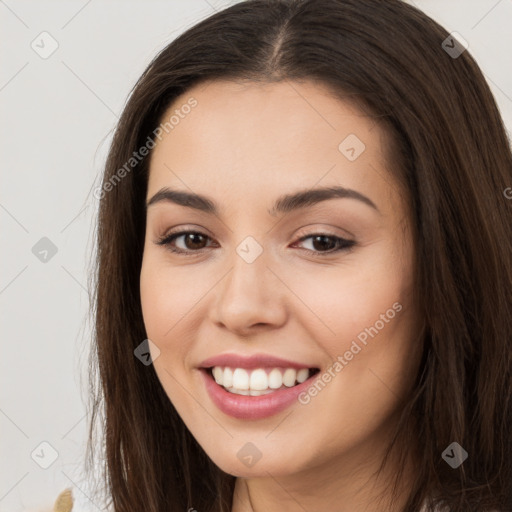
[199,368,318,420]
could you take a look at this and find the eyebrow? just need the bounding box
[145,185,380,216]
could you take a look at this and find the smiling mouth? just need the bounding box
[205,366,321,396]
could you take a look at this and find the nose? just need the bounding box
[209,244,288,336]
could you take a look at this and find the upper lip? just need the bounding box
[199,353,318,370]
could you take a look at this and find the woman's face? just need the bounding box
[140,79,422,480]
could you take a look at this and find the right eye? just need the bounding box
[155,230,217,255]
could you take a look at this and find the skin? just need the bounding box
[140,79,423,511]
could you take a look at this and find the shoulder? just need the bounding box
[53,488,74,512]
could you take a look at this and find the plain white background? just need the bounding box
[1,1,511,511]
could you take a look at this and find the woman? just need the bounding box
[84,0,512,511]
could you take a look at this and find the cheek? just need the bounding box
[287,243,418,410]
[289,252,411,352]
[140,251,222,373]
[290,267,417,439]
[140,255,189,356]
[140,250,196,324]
[139,258,196,408]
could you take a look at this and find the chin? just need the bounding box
[206,448,306,479]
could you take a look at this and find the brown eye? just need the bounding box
[310,235,337,252]
[156,231,214,254]
[156,230,355,258]
[294,234,355,256]
[180,232,208,250]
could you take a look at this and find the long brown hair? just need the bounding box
[84,1,512,510]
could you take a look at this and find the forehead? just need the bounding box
[152,79,375,154]
[147,79,403,216]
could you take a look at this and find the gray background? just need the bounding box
[1,1,511,511]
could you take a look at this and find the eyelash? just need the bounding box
[155,230,356,258]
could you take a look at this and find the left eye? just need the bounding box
[155,231,356,256]
[293,233,355,254]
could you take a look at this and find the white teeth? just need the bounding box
[268,368,283,389]
[210,366,314,394]
[232,368,250,390]
[212,366,223,385]
[297,368,309,383]
[249,389,275,396]
[282,368,297,387]
[249,369,268,390]
[223,367,233,388]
